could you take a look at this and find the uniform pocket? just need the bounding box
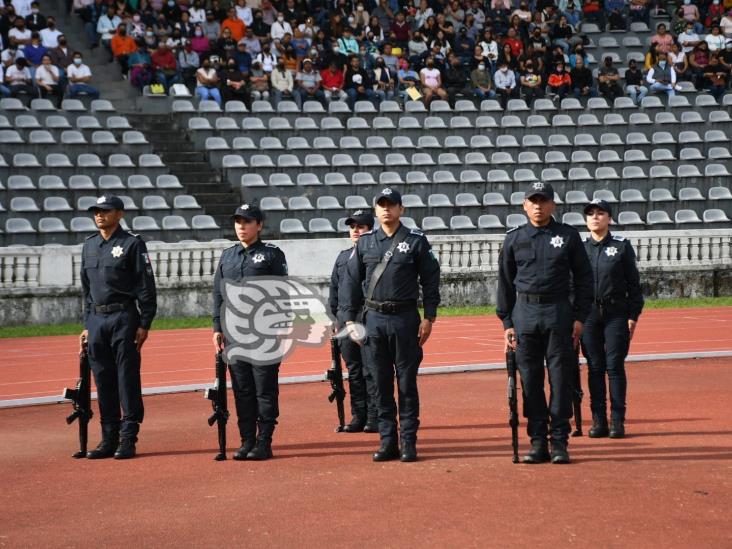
[515,248,535,267]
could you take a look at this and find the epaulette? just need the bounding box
[506,226,520,234]
[265,242,280,248]
[361,229,375,235]
[612,235,626,242]
[84,233,97,240]
[410,228,424,236]
[127,231,141,239]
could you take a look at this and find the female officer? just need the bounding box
[581,200,644,439]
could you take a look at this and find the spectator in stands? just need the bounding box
[152,43,179,91]
[706,0,725,29]
[270,57,294,105]
[570,56,597,99]
[128,13,146,40]
[40,16,61,48]
[678,20,701,54]
[0,64,10,97]
[294,57,324,107]
[471,60,494,99]
[194,55,221,105]
[563,1,581,27]
[549,15,573,53]
[397,58,419,99]
[78,0,104,49]
[345,54,376,106]
[497,42,520,75]
[49,34,73,71]
[646,50,677,97]
[129,40,153,91]
[624,59,648,105]
[23,31,45,68]
[143,26,158,49]
[190,24,209,55]
[391,10,409,47]
[176,11,195,38]
[597,56,623,102]
[111,24,136,78]
[493,59,518,108]
[681,0,704,34]
[189,1,206,24]
[419,55,447,106]
[298,16,318,40]
[651,23,674,54]
[270,12,292,41]
[248,60,270,101]
[669,41,690,81]
[5,56,35,96]
[177,39,199,88]
[222,7,245,42]
[644,43,659,70]
[67,52,99,98]
[547,61,572,100]
[703,54,729,99]
[720,40,732,69]
[240,28,261,55]
[454,26,474,64]
[320,58,346,103]
[721,11,732,37]
[280,45,297,72]
[231,40,252,75]
[373,55,395,101]
[34,53,61,105]
[629,0,650,25]
[12,0,32,18]
[568,43,587,69]
[97,5,120,61]
[255,42,276,72]
[222,56,250,105]
[519,59,543,106]
[234,0,253,26]
[443,54,469,105]
[689,41,711,87]
[706,25,726,52]
[478,30,498,72]
[24,1,44,31]
[215,27,236,59]
[469,44,488,71]
[290,28,309,61]
[202,10,220,41]
[582,0,605,28]
[9,16,31,49]
[251,9,271,41]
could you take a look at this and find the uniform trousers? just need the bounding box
[229,361,280,442]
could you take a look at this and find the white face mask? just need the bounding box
[277,15,284,22]
[500,67,508,72]
[478,64,485,70]
[74,58,82,65]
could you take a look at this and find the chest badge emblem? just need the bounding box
[252,253,265,263]
[397,242,410,253]
[605,247,618,257]
[111,245,124,258]
[549,235,564,249]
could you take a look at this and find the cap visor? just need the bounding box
[524,191,552,200]
[88,204,117,211]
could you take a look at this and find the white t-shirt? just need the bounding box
[420,67,441,88]
[677,31,699,53]
[706,33,726,52]
[67,62,92,81]
[235,5,253,26]
[255,52,275,72]
[5,64,31,84]
[189,7,206,23]
[40,28,63,49]
[8,28,32,49]
[12,0,33,17]
[1,48,24,65]
[270,21,292,41]
[34,64,59,85]
[196,66,217,86]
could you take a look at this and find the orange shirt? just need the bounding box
[111,34,137,57]
[221,18,246,41]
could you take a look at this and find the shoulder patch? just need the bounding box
[361,229,375,236]
[612,235,626,242]
[264,242,280,249]
[410,228,424,236]
[127,231,141,238]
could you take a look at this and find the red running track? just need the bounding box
[0,306,730,402]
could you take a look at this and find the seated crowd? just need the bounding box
[0,1,99,104]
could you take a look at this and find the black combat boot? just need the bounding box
[233,439,256,460]
[113,438,136,459]
[589,414,609,438]
[609,420,625,439]
[246,440,273,461]
[400,441,417,462]
[342,417,366,433]
[372,440,400,462]
[363,412,379,433]
[522,439,550,464]
[87,433,119,459]
[550,441,570,464]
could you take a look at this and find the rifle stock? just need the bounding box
[62,337,93,458]
[506,345,520,464]
[571,346,584,437]
[205,350,230,461]
[325,337,346,432]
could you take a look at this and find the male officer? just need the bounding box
[340,188,441,462]
[581,199,644,439]
[80,195,157,460]
[496,182,593,464]
[212,203,288,461]
[328,209,379,433]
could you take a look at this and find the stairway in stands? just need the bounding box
[125,113,238,232]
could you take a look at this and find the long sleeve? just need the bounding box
[623,243,644,321]
[568,230,593,324]
[496,241,517,329]
[81,247,92,326]
[646,67,655,84]
[328,255,341,318]
[339,247,366,322]
[132,239,157,329]
[417,239,440,319]
[212,258,224,332]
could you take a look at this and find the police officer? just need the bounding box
[340,188,441,462]
[581,199,644,439]
[497,182,593,464]
[212,203,288,461]
[80,195,157,460]
[328,209,378,433]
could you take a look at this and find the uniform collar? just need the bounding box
[98,224,125,245]
[376,223,404,241]
[589,232,612,247]
[525,218,556,236]
[238,239,264,254]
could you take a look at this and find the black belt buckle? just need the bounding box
[94,303,128,314]
[382,302,396,313]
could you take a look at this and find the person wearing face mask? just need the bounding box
[195,56,222,105]
[689,41,710,88]
[372,55,395,102]
[50,34,73,70]
[443,54,469,105]
[222,57,250,105]
[9,16,31,49]
[151,43,180,92]
[235,0,253,27]
[215,27,236,59]
[190,24,210,55]
[96,5,121,61]
[255,43,276,73]
[646,50,677,97]
[720,10,732,38]
[251,9,271,41]
[248,61,270,101]
[166,28,184,50]
[706,25,726,52]
[419,55,448,106]
[176,39,199,88]
[270,57,294,105]
[624,59,648,105]
[23,31,46,67]
[678,21,701,54]
[681,0,703,34]
[39,16,61,48]
[111,24,136,78]
[67,52,100,99]
[493,60,518,108]
[702,54,729,100]
[547,61,572,101]
[270,12,292,41]
[519,60,543,106]
[142,26,158,49]
[706,0,725,29]
[5,56,37,96]
[175,12,195,39]
[471,60,494,98]
[202,10,221,41]
[129,39,153,91]
[597,56,622,101]
[570,55,597,99]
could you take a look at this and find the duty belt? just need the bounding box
[94,302,132,314]
[364,299,417,314]
[595,295,624,306]
[517,293,567,304]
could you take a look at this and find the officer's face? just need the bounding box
[348,223,371,244]
[523,196,555,226]
[235,217,263,245]
[92,208,123,230]
[585,207,611,232]
[375,200,404,224]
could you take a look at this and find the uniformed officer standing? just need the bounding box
[581,199,644,439]
[340,188,441,462]
[328,209,379,433]
[496,182,593,464]
[80,195,157,460]
[212,203,288,461]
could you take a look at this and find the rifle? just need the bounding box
[506,335,519,464]
[205,350,230,461]
[571,346,584,437]
[325,336,346,432]
[62,336,93,458]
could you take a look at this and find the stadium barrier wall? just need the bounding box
[1,230,731,326]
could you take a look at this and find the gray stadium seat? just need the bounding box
[8,175,35,190]
[678,188,704,201]
[70,217,97,232]
[562,212,585,227]
[98,175,124,189]
[617,211,644,225]
[477,214,504,229]
[449,215,476,230]
[29,130,55,144]
[344,196,370,209]
[421,216,449,231]
[649,188,675,202]
[351,173,374,186]
[620,189,645,203]
[593,189,618,202]
[77,197,98,210]
[157,175,183,189]
[162,215,190,230]
[506,214,528,229]
[565,190,590,204]
[11,197,40,212]
[270,173,294,187]
[455,193,480,207]
[288,197,314,211]
[76,116,102,130]
[308,218,336,233]
[709,187,732,200]
[260,197,286,211]
[77,154,104,167]
[703,209,731,223]
[43,196,73,211]
[428,194,453,207]
[46,153,73,168]
[652,148,675,162]
[131,216,160,232]
[191,215,219,229]
[541,168,565,182]
[5,218,36,234]
[280,218,307,234]
[706,164,732,177]
[13,153,41,167]
[39,175,65,190]
[647,210,673,225]
[675,209,702,224]
[142,196,170,210]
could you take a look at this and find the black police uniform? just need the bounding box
[580,201,644,437]
[328,215,378,431]
[496,183,593,461]
[80,196,157,457]
[212,205,288,459]
[340,188,441,461]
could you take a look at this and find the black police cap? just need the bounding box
[345,209,374,228]
[524,181,555,201]
[88,195,125,211]
[374,187,402,206]
[584,198,613,217]
[231,203,264,221]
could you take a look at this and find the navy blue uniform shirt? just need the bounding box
[340,224,441,322]
[81,225,157,329]
[584,232,644,321]
[328,247,353,325]
[497,219,594,329]
[212,239,288,332]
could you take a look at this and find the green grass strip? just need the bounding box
[1,297,730,338]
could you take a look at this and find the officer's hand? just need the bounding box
[572,321,583,349]
[345,322,364,346]
[504,328,517,351]
[628,319,637,341]
[213,331,225,352]
[418,319,433,346]
[134,328,149,352]
[79,330,89,353]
